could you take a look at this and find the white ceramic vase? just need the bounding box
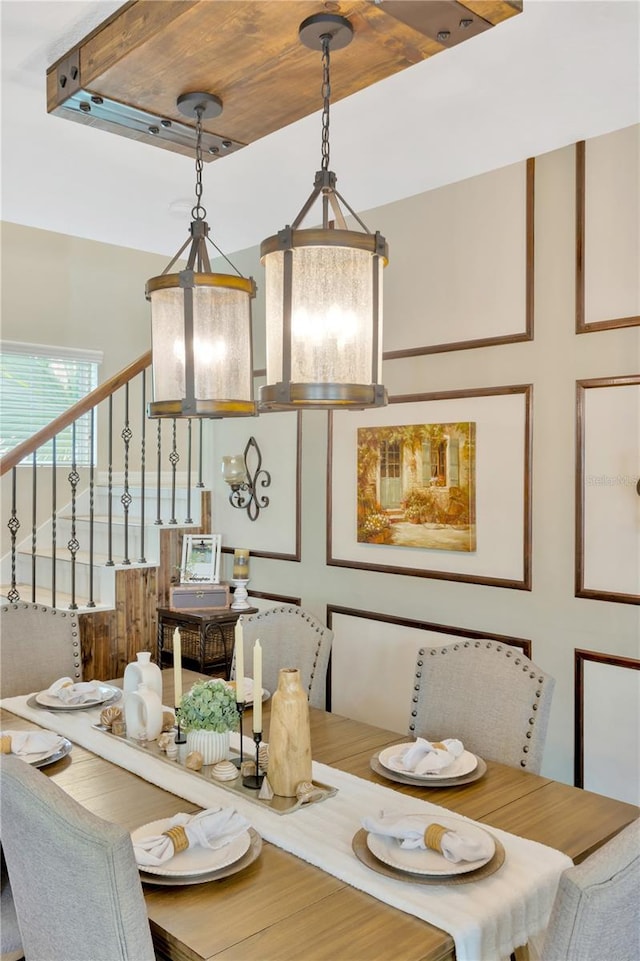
[185,729,230,765]
[123,651,163,700]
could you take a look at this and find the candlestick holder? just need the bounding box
[231,578,251,610]
[242,732,264,789]
[232,700,245,769]
[174,707,187,746]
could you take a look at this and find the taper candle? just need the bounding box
[234,617,245,702]
[252,639,262,733]
[173,628,183,706]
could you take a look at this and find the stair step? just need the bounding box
[0,584,114,613]
[14,545,155,568]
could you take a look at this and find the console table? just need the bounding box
[157,607,258,678]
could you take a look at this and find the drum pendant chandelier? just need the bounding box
[146,93,257,419]
[259,14,389,412]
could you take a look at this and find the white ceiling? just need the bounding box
[1,0,639,259]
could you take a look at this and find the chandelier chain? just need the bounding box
[192,104,207,221]
[321,35,331,171]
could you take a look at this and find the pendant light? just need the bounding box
[259,14,388,412]
[146,92,256,418]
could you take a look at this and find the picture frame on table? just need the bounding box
[327,385,532,590]
[180,534,222,584]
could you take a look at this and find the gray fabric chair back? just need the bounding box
[235,606,333,709]
[408,639,555,773]
[0,755,155,961]
[0,603,82,698]
[542,818,640,961]
[1,844,23,961]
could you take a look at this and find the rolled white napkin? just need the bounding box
[46,677,100,704]
[1,730,66,757]
[362,814,494,863]
[133,807,251,866]
[398,737,464,774]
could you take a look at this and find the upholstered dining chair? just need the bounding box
[408,639,555,773]
[1,845,23,961]
[0,602,82,698]
[234,605,333,709]
[541,817,640,961]
[0,755,156,961]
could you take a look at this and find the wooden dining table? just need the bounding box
[2,668,638,961]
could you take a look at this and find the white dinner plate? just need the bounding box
[35,684,121,711]
[28,738,73,767]
[228,678,270,704]
[378,743,478,780]
[366,815,495,876]
[131,817,252,877]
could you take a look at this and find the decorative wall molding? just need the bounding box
[574,648,640,805]
[575,376,640,604]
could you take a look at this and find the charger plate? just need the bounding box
[352,829,505,885]
[30,737,73,768]
[139,827,262,886]
[370,752,487,788]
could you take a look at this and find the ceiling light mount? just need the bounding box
[298,13,354,51]
[259,14,388,412]
[177,91,223,120]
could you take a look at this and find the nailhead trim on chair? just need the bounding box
[246,606,329,697]
[2,602,81,680]
[409,640,551,769]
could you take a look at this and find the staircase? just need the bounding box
[1,352,212,679]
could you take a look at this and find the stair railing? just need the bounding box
[1,351,204,610]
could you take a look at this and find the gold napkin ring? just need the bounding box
[0,735,12,754]
[424,823,448,853]
[162,825,189,854]
[432,741,446,750]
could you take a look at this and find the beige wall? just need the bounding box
[2,126,638,792]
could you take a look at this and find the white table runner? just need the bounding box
[1,693,572,961]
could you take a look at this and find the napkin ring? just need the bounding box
[424,823,448,853]
[432,741,446,750]
[0,735,12,754]
[162,825,189,854]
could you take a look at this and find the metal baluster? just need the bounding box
[87,408,96,607]
[67,421,80,610]
[138,369,147,562]
[106,396,114,566]
[6,467,20,602]
[169,418,179,524]
[31,451,37,602]
[51,436,57,608]
[185,417,193,524]
[155,420,163,525]
[197,419,204,488]
[121,382,132,565]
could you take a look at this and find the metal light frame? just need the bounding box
[259,14,388,412]
[146,92,257,419]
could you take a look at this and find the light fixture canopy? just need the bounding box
[259,14,388,412]
[146,92,257,419]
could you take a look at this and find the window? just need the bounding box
[0,341,102,465]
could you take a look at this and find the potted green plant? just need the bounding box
[177,679,240,764]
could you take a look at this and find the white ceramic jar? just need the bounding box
[185,729,230,765]
[123,651,162,700]
[124,682,164,741]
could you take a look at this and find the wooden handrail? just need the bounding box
[0,350,152,475]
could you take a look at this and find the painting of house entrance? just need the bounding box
[357,422,477,552]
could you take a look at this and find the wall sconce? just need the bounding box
[222,437,271,521]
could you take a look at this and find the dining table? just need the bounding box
[1,668,638,961]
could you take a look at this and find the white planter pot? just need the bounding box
[185,729,230,765]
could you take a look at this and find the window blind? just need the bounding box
[0,342,102,465]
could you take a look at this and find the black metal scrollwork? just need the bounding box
[228,436,271,521]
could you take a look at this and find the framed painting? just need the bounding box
[327,385,532,589]
[180,534,222,584]
[575,376,640,604]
